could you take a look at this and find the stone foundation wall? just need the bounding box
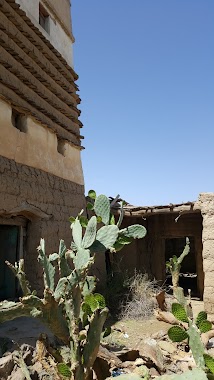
[0,155,85,294]
[196,193,214,316]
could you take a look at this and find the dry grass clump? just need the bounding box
[120,272,163,320]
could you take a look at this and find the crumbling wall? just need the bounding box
[0,155,85,295]
[196,193,214,316]
[119,212,203,298]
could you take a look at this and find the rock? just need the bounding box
[172,351,190,361]
[207,347,214,357]
[156,291,167,311]
[139,338,164,371]
[8,368,25,380]
[121,360,135,369]
[97,345,122,367]
[149,367,160,377]
[106,375,142,380]
[151,330,167,340]
[0,337,13,357]
[30,361,43,378]
[201,329,214,347]
[93,357,111,380]
[134,358,145,366]
[118,349,140,362]
[156,368,208,379]
[177,360,191,372]
[158,341,176,354]
[134,364,149,378]
[0,354,14,379]
[20,344,34,366]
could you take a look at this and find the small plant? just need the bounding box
[0,191,147,380]
[120,272,162,320]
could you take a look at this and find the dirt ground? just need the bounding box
[104,300,204,349]
[0,300,204,351]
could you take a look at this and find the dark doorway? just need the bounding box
[0,225,19,301]
[165,237,198,296]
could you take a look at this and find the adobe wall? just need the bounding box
[0,0,81,146]
[0,98,84,185]
[0,155,85,295]
[15,0,73,65]
[196,193,214,316]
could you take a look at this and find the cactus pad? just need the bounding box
[82,216,97,248]
[88,190,96,200]
[188,323,205,368]
[195,311,207,327]
[96,225,119,250]
[72,219,82,249]
[171,303,188,323]
[94,194,110,225]
[57,363,71,378]
[73,248,91,271]
[174,287,187,307]
[204,354,214,374]
[119,224,147,239]
[84,294,99,312]
[168,326,188,342]
[94,293,106,309]
[198,320,212,333]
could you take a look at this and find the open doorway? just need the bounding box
[165,237,198,297]
[0,225,19,301]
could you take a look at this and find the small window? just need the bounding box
[11,109,26,132]
[57,139,66,156]
[39,3,50,34]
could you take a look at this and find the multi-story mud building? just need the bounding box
[0,0,85,298]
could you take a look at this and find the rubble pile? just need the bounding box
[0,328,214,379]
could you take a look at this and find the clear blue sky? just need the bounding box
[72,1,214,206]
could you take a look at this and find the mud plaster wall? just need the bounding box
[196,193,214,315]
[0,0,81,146]
[15,0,73,66]
[114,213,203,298]
[0,155,85,295]
[0,98,84,185]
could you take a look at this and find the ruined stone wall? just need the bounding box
[146,213,203,298]
[117,213,203,297]
[0,155,85,294]
[196,193,214,316]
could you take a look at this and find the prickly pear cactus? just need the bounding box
[204,354,214,374]
[199,320,212,333]
[195,311,207,327]
[168,326,188,342]
[94,194,111,225]
[166,238,190,292]
[171,303,188,323]
[187,322,205,368]
[174,287,186,307]
[0,190,148,380]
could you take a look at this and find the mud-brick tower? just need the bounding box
[0,0,85,298]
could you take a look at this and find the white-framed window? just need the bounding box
[39,3,50,34]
